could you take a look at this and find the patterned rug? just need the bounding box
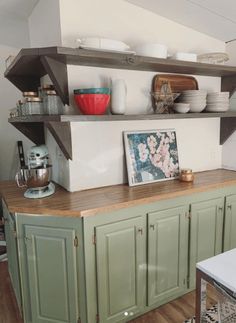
[184,304,218,323]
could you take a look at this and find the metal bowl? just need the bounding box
[16,165,52,189]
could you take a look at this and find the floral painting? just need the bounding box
[124,129,179,186]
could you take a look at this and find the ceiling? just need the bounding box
[0,0,39,19]
[126,0,236,42]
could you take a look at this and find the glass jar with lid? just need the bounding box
[44,90,64,115]
[24,97,43,115]
[22,91,38,99]
[16,100,24,116]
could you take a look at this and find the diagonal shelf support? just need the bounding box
[221,75,236,98]
[10,122,45,145]
[40,56,69,105]
[46,121,72,160]
[220,117,236,144]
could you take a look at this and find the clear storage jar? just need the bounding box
[24,97,43,115]
[44,90,63,115]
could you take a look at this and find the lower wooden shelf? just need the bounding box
[8,112,236,160]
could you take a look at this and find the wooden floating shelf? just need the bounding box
[8,112,236,122]
[8,112,236,150]
[4,46,236,106]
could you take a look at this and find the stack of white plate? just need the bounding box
[179,90,207,112]
[206,92,229,112]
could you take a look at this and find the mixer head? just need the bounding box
[27,145,49,168]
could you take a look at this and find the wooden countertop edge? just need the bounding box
[5,177,236,217]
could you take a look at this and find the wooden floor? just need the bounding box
[0,261,217,323]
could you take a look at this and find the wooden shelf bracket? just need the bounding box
[45,121,72,160]
[40,56,69,105]
[220,117,236,144]
[10,122,45,145]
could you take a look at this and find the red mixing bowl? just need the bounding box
[74,93,110,115]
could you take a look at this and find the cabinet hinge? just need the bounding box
[96,314,99,322]
[92,234,96,245]
[74,236,79,247]
[185,211,191,219]
[13,230,17,239]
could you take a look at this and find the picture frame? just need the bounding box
[123,129,179,186]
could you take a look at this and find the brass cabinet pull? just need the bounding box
[137,228,143,235]
[227,205,232,210]
[218,206,223,212]
[149,224,155,230]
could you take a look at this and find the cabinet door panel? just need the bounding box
[96,216,145,323]
[189,198,224,288]
[3,204,21,310]
[25,225,78,323]
[224,195,236,251]
[148,206,188,306]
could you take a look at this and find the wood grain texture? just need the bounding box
[153,74,198,93]
[0,260,217,323]
[0,262,23,323]
[0,169,236,218]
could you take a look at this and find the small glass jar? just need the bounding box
[22,91,38,99]
[24,97,43,115]
[16,100,24,116]
[44,90,63,115]
[179,169,194,182]
[9,107,18,118]
[38,84,55,102]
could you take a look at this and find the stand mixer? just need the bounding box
[16,145,55,199]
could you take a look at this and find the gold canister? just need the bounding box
[22,91,38,98]
[179,169,194,182]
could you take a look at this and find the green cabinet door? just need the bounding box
[95,216,146,323]
[148,205,189,306]
[189,197,224,288]
[24,225,78,323]
[2,202,22,310]
[224,194,236,251]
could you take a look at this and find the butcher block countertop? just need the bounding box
[1,169,236,217]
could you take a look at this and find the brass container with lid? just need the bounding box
[179,169,194,182]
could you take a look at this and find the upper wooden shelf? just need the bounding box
[4,46,236,105]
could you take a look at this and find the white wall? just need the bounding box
[0,45,33,180]
[59,0,225,53]
[0,13,29,48]
[28,0,227,191]
[28,0,62,47]
[57,0,224,191]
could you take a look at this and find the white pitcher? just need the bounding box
[111,79,127,114]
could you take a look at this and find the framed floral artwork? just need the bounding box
[124,129,179,186]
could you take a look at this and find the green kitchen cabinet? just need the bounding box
[147,205,189,307]
[224,194,236,251]
[95,216,146,323]
[16,215,84,323]
[2,201,22,311]
[189,197,224,288]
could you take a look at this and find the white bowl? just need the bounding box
[181,99,206,104]
[172,52,197,62]
[133,43,167,58]
[173,103,190,113]
[189,102,206,112]
[76,37,130,51]
[182,90,207,95]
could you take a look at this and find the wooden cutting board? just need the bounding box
[152,74,199,93]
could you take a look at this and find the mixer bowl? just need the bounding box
[16,165,52,189]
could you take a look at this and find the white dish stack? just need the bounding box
[179,90,207,112]
[206,92,229,112]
